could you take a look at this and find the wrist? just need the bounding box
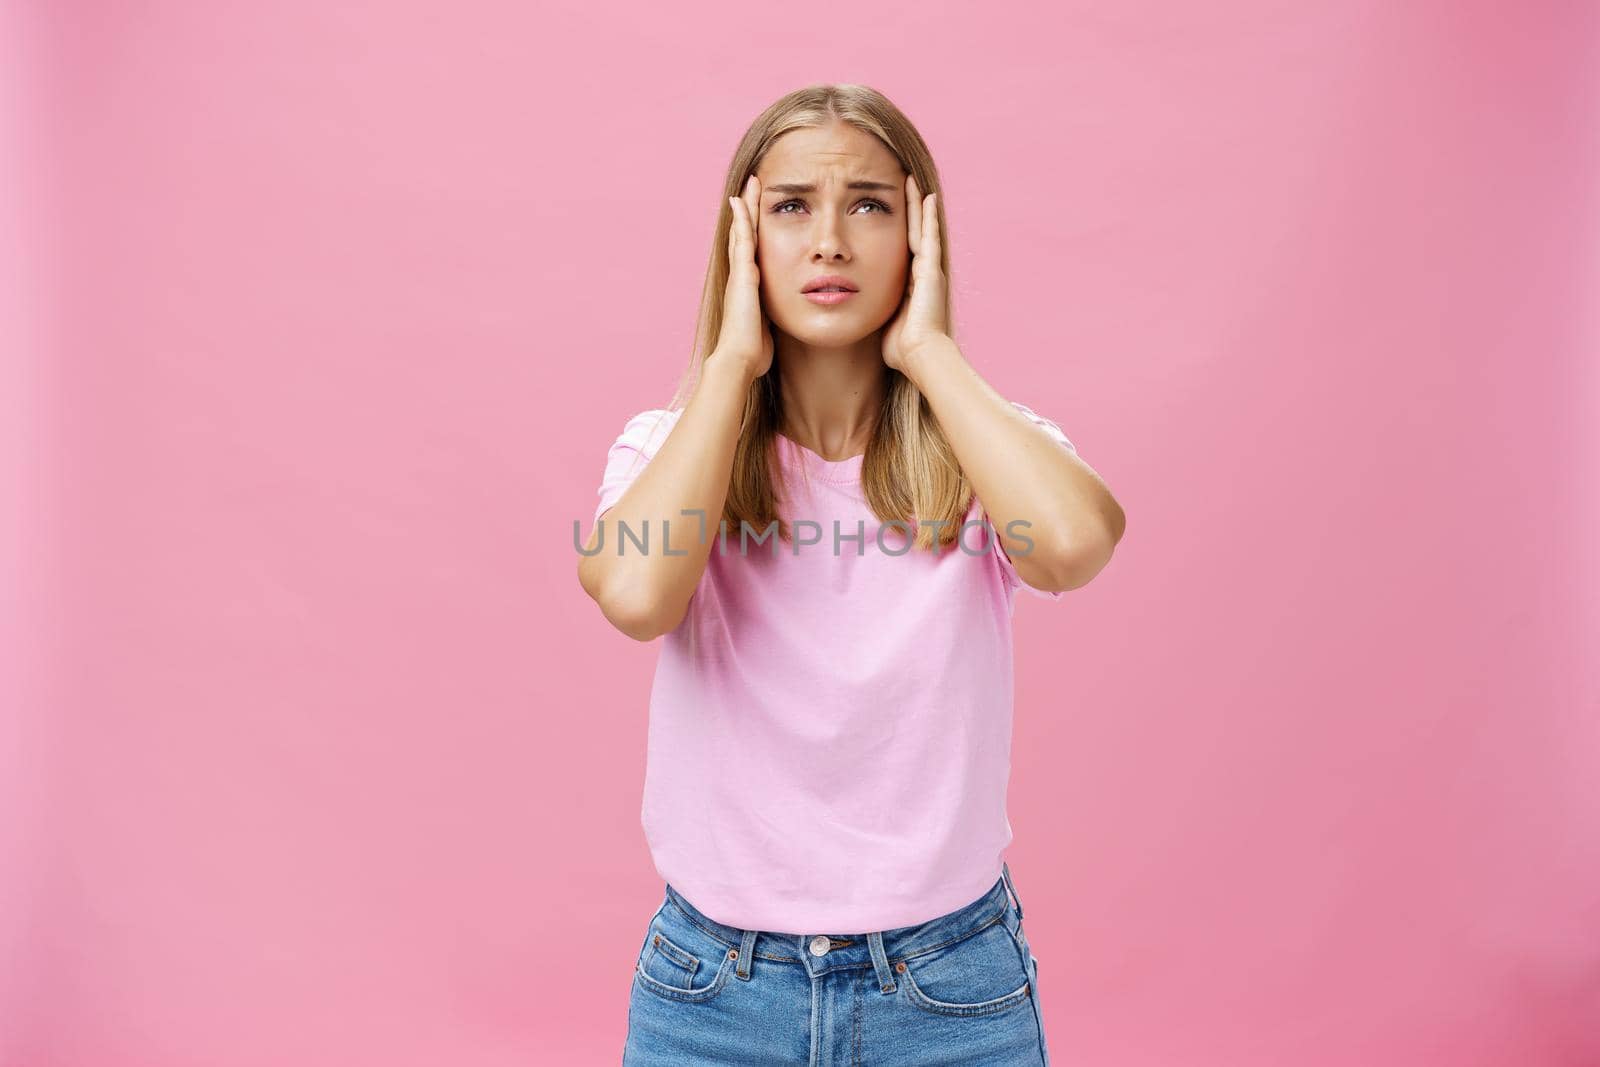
[702,350,761,393]
[900,334,959,384]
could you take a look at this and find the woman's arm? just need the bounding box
[580,180,773,640]
[904,336,1126,593]
[577,355,755,641]
[880,178,1123,593]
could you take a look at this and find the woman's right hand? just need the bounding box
[715,175,775,380]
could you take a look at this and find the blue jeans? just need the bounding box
[622,862,1050,1065]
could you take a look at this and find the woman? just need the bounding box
[578,83,1125,1066]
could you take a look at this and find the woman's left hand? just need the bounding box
[881,174,950,374]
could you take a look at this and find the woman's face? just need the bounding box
[751,122,911,351]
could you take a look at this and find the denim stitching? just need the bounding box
[1002,904,1049,1065]
[852,970,864,1066]
[648,930,701,976]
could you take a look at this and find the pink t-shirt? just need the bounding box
[590,401,1077,933]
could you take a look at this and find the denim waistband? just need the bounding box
[661,861,1029,986]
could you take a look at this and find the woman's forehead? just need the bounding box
[762,125,900,177]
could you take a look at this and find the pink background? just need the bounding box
[6,2,1598,1065]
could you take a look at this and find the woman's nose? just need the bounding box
[810,213,849,259]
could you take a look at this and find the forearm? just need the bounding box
[579,356,755,639]
[902,336,1125,590]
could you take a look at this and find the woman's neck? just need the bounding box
[774,337,887,461]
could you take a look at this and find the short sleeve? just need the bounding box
[991,401,1078,603]
[592,408,683,530]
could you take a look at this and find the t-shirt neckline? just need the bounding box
[775,432,864,484]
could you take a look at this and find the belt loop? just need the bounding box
[735,928,757,980]
[867,930,896,994]
[1001,860,1025,925]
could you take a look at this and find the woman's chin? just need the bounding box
[775,316,884,351]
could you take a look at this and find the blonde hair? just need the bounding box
[666,82,975,551]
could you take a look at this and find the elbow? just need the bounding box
[608,600,677,642]
[1104,497,1127,547]
[1056,518,1120,588]
[586,569,683,642]
[1039,517,1122,592]
[1020,490,1125,592]
[1051,556,1107,592]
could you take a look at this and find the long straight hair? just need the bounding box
[665,83,975,551]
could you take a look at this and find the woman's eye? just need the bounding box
[773,199,891,215]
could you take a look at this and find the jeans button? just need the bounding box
[808,935,832,956]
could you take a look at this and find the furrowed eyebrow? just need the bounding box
[762,180,901,196]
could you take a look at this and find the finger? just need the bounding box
[921,193,940,270]
[743,174,760,248]
[906,174,921,253]
[728,197,751,268]
[737,198,758,272]
[728,197,755,289]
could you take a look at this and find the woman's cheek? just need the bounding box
[877,258,910,310]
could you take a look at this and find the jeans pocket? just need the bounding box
[633,900,736,1004]
[897,917,1033,1017]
